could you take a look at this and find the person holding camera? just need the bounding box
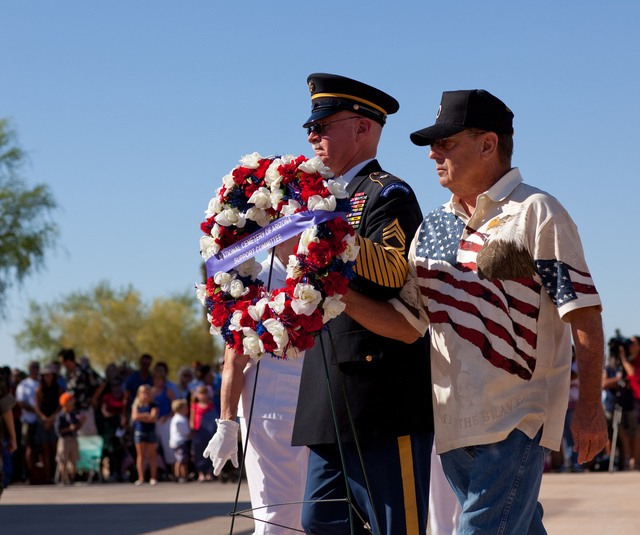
[619,335,640,467]
[602,341,638,470]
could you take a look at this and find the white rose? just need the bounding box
[200,235,220,260]
[229,310,243,331]
[262,318,289,350]
[246,206,271,227]
[286,257,303,280]
[228,279,248,299]
[248,298,270,322]
[307,194,336,212]
[235,258,262,279]
[265,156,293,188]
[222,174,235,192]
[298,156,334,178]
[270,188,284,209]
[195,283,208,306]
[281,199,301,216]
[322,294,346,323]
[325,178,348,199]
[286,346,303,360]
[208,314,222,335]
[211,222,221,239]
[297,227,318,255]
[339,234,360,262]
[205,196,223,218]
[269,292,287,314]
[242,328,265,359]
[248,187,273,210]
[239,152,262,169]
[214,271,235,286]
[291,283,322,315]
[216,208,247,228]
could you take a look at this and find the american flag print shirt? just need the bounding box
[395,168,601,453]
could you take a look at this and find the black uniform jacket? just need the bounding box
[292,160,434,446]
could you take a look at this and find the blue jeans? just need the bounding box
[440,428,547,535]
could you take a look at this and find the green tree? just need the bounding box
[14,281,220,376]
[0,118,59,318]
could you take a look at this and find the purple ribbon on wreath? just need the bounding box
[205,210,347,278]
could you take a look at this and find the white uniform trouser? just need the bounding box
[239,417,309,535]
[429,445,461,535]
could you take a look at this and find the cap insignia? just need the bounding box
[308,81,315,93]
[436,105,442,119]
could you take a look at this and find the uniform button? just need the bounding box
[365,355,373,362]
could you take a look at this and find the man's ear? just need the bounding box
[480,131,499,160]
[355,117,372,140]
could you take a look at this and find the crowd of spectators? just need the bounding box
[1,349,230,487]
[543,332,640,473]
[3,333,640,489]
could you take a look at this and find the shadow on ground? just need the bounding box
[2,501,253,535]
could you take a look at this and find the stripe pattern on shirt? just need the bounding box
[416,207,542,381]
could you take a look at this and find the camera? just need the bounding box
[608,330,630,358]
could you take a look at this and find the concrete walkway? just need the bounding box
[2,471,639,534]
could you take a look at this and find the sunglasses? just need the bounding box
[429,132,485,151]
[307,116,362,136]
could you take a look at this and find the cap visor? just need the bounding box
[303,108,339,128]
[410,124,466,146]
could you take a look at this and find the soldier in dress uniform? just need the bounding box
[292,73,434,535]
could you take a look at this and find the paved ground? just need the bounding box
[2,471,640,534]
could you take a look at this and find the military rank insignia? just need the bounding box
[347,192,367,229]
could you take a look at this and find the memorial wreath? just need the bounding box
[197,153,359,361]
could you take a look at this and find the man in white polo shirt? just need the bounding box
[342,89,607,535]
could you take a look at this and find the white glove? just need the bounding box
[203,419,240,476]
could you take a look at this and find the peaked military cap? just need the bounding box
[303,73,399,128]
[410,89,514,146]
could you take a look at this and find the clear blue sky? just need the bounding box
[2,0,639,369]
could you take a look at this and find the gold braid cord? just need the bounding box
[354,218,408,288]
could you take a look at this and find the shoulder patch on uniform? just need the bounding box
[381,182,411,197]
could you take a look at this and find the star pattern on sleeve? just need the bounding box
[416,207,465,264]
[535,259,578,307]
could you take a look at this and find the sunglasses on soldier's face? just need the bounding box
[307,116,361,136]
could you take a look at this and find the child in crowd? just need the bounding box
[169,399,191,483]
[131,384,158,485]
[190,385,217,482]
[56,392,84,485]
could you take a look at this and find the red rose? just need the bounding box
[325,218,351,247]
[244,284,262,301]
[321,272,349,297]
[260,331,277,353]
[244,182,259,198]
[253,159,271,180]
[239,310,256,331]
[289,329,315,351]
[231,332,243,353]
[201,216,215,235]
[210,305,230,327]
[233,166,253,185]
[296,309,324,332]
[307,240,333,269]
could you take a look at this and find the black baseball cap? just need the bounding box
[410,90,514,146]
[303,73,399,128]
